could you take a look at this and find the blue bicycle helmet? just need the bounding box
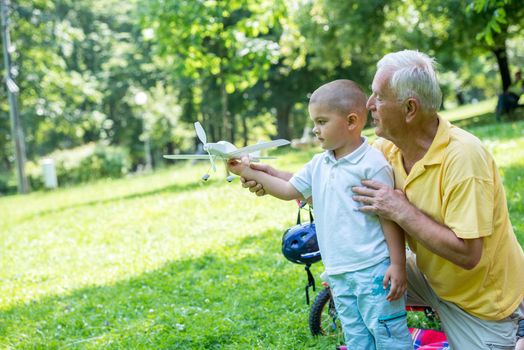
[282,222,321,265]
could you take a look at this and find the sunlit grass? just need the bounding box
[1,153,337,349]
[439,97,497,122]
[1,162,296,306]
[466,121,524,243]
[1,111,523,349]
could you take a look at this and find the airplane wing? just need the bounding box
[250,156,277,162]
[163,154,211,160]
[227,139,290,158]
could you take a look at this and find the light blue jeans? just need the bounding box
[328,258,413,349]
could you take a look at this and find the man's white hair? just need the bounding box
[377,50,442,113]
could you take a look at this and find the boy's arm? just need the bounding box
[240,163,294,196]
[380,218,407,301]
[229,158,304,201]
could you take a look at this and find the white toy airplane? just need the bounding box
[163,122,290,182]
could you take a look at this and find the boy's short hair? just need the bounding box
[309,79,367,118]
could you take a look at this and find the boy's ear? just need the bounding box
[346,113,358,129]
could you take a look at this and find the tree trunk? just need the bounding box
[241,116,248,147]
[493,44,511,92]
[229,112,236,144]
[276,103,292,140]
[166,141,174,156]
[221,80,229,141]
[206,112,217,143]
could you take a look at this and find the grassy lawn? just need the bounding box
[1,111,523,349]
[439,97,497,122]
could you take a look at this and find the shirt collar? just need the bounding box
[323,137,369,164]
[419,115,450,166]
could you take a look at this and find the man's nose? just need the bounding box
[366,96,374,110]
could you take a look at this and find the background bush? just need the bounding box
[0,171,16,195]
[26,143,131,190]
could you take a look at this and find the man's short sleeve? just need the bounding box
[443,177,494,238]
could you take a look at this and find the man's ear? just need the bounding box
[346,113,358,129]
[405,98,418,123]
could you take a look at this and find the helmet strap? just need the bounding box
[296,203,314,225]
[304,263,316,305]
[294,202,316,304]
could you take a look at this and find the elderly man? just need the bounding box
[242,50,524,349]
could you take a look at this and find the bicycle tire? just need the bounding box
[309,286,342,337]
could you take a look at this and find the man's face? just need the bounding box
[366,69,405,140]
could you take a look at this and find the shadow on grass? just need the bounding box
[15,180,218,225]
[454,113,524,143]
[450,112,496,129]
[452,110,522,128]
[0,230,331,350]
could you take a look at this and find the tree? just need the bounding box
[141,0,285,143]
[291,0,396,84]
[471,0,524,91]
[0,0,173,174]
[1,0,30,193]
[353,0,523,102]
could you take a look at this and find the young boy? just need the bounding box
[228,80,413,349]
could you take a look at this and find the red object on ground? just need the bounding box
[409,327,449,349]
[335,328,448,350]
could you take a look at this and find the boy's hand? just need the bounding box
[240,162,272,196]
[227,156,250,176]
[241,163,293,196]
[383,263,407,301]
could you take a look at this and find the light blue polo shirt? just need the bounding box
[289,137,393,275]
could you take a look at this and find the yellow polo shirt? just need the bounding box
[374,117,524,320]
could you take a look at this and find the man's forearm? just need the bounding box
[395,203,483,270]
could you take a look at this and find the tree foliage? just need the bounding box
[140,0,287,143]
[0,0,523,193]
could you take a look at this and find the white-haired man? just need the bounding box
[242,50,524,349]
[353,50,524,349]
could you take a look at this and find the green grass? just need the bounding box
[439,97,497,122]
[1,110,523,349]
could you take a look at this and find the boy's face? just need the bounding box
[309,102,355,157]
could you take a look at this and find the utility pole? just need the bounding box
[1,0,29,194]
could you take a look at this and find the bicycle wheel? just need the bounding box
[309,286,343,337]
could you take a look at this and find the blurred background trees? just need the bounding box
[0,0,522,193]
